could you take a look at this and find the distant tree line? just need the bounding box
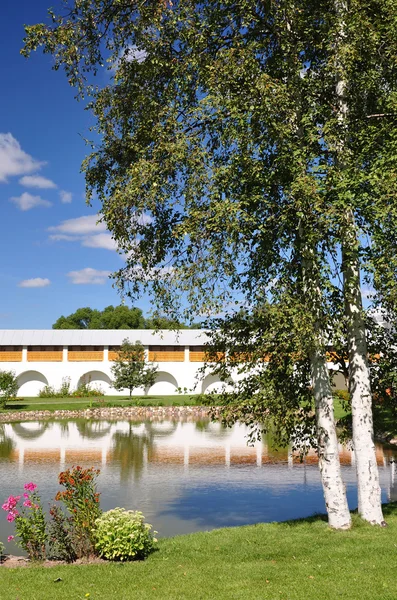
[52,305,201,330]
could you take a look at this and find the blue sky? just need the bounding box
[0,0,142,328]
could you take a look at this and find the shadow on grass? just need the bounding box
[279,501,397,528]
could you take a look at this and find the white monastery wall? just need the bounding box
[0,329,233,397]
[0,329,344,397]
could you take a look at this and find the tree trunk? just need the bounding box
[334,0,385,525]
[310,348,351,529]
[300,228,351,529]
[343,222,385,525]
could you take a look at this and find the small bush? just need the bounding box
[0,371,18,408]
[47,504,77,563]
[94,508,157,561]
[2,483,47,561]
[333,389,350,411]
[70,381,104,397]
[39,385,57,398]
[55,466,102,557]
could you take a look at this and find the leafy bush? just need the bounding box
[0,370,19,408]
[2,483,47,561]
[94,508,157,561]
[70,381,104,397]
[55,466,102,557]
[38,385,57,398]
[47,504,77,563]
[39,377,104,398]
[333,389,350,411]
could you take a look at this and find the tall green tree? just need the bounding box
[111,339,158,396]
[52,305,200,329]
[53,305,146,329]
[24,0,397,527]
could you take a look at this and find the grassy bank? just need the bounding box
[0,395,201,413]
[0,395,348,416]
[1,504,396,600]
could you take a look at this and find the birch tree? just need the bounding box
[22,0,397,527]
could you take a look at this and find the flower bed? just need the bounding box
[1,468,157,565]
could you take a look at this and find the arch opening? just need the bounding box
[77,371,112,394]
[147,372,178,395]
[17,371,48,397]
[201,374,233,395]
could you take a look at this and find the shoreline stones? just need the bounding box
[0,405,220,424]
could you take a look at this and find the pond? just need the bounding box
[0,418,396,551]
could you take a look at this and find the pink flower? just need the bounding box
[24,483,37,492]
[7,536,14,542]
[23,499,32,508]
[23,493,30,499]
[6,509,19,522]
[2,496,20,512]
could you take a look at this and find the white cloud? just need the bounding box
[19,175,57,189]
[48,215,118,251]
[48,215,106,235]
[111,44,147,72]
[0,133,45,183]
[18,277,51,288]
[10,192,52,211]
[67,268,111,285]
[49,234,78,242]
[82,233,118,251]
[59,190,72,204]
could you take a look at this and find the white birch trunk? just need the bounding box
[311,349,351,529]
[334,0,385,525]
[343,234,385,524]
[301,233,351,529]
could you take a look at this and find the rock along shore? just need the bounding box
[0,406,220,424]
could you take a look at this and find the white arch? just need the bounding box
[17,371,48,397]
[201,374,233,394]
[148,372,179,395]
[77,371,112,394]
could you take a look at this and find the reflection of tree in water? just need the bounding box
[112,424,154,482]
[75,420,112,440]
[11,422,49,441]
[0,424,14,459]
[262,430,290,462]
[113,420,180,481]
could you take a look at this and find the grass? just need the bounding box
[0,395,203,413]
[1,504,397,599]
[1,394,349,418]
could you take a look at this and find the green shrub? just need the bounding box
[94,508,157,561]
[55,467,102,558]
[333,389,350,411]
[39,385,57,398]
[39,377,73,398]
[0,370,19,408]
[71,381,105,397]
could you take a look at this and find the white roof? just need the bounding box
[0,329,208,346]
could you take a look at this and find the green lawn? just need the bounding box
[1,395,349,416]
[0,395,202,413]
[1,504,396,599]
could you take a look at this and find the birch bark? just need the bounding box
[310,348,351,528]
[301,234,351,529]
[334,0,385,525]
[343,229,385,524]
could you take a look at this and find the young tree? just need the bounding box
[0,370,19,408]
[111,340,158,396]
[23,0,397,526]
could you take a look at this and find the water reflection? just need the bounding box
[0,419,396,545]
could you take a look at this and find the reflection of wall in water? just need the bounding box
[2,421,396,474]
